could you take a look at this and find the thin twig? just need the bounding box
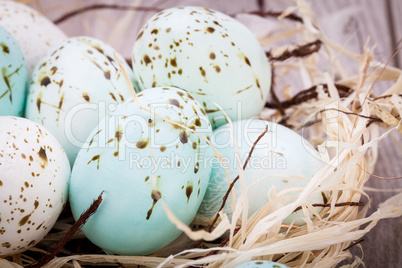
[320,108,381,121]
[53,4,303,25]
[269,64,286,118]
[372,93,402,101]
[194,125,270,250]
[249,11,303,23]
[54,5,162,24]
[358,164,402,180]
[265,83,352,110]
[292,201,364,213]
[199,226,242,259]
[343,238,365,251]
[25,192,104,268]
[207,125,269,233]
[267,40,322,62]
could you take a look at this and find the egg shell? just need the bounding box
[0,116,70,256]
[132,6,271,128]
[0,25,28,116]
[69,87,213,255]
[25,36,137,166]
[197,119,325,225]
[0,1,68,76]
[235,261,289,268]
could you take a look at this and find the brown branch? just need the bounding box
[343,238,365,251]
[372,93,402,101]
[25,191,104,268]
[269,64,286,118]
[267,40,322,62]
[358,163,402,180]
[53,3,303,25]
[265,83,352,110]
[207,125,269,233]
[195,125,269,250]
[292,201,364,213]
[256,0,265,16]
[320,108,380,121]
[249,11,303,23]
[53,5,162,24]
[201,226,242,258]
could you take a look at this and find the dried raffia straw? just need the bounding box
[1,0,402,267]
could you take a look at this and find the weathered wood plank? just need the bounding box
[388,0,402,68]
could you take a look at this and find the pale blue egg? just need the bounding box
[235,261,289,268]
[0,25,27,116]
[132,7,271,128]
[69,87,213,255]
[197,119,325,225]
[25,37,137,166]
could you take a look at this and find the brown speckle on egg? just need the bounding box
[168,99,180,107]
[194,162,199,174]
[146,190,162,220]
[143,54,152,66]
[82,93,90,102]
[136,140,149,149]
[179,131,188,144]
[206,27,215,33]
[199,67,206,77]
[186,184,193,203]
[40,76,51,87]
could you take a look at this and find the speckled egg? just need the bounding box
[0,1,68,76]
[0,116,70,256]
[132,6,271,128]
[69,87,213,255]
[235,261,289,268]
[197,119,325,225]
[0,25,27,116]
[25,36,137,166]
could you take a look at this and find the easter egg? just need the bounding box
[0,25,27,116]
[69,87,212,255]
[132,6,271,128]
[0,116,70,256]
[0,1,68,75]
[197,119,325,225]
[25,36,136,166]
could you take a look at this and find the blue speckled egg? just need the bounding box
[132,6,271,128]
[0,25,27,116]
[25,37,137,166]
[197,119,325,225]
[235,261,289,268]
[69,87,213,255]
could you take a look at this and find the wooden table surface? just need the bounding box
[25,0,402,267]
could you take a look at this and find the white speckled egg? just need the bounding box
[235,261,289,268]
[69,87,212,255]
[197,119,325,225]
[0,1,68,76]
[25,36,136,166]
[132,6,271,128]
[0,25,27,116]
[0,116,70,256]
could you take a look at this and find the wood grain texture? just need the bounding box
[27,0,402,267]
[388,0,402,68]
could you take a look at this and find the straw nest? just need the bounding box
[2,0,402,267]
